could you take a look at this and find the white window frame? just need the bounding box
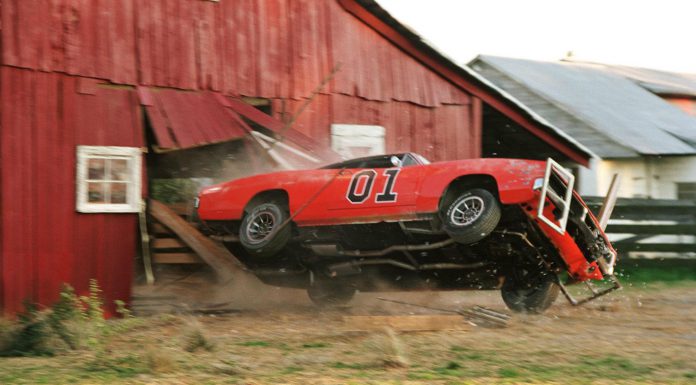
[330,124,386,160]
[76,146,142,213]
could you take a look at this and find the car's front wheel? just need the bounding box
[442,188,501,244]
[239,202,292,258]
[501,271,559,313]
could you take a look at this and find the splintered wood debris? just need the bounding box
[361,297,512,329]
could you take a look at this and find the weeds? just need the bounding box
[366,327,409,368]
[183,321,215,352]
[0,301,54,356]
[46,284,82,350]
[0,280,130,357]
[85,353,148,379]
[145,346,176,373]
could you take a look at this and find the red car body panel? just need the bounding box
[198,157,614,283]
[199,159,542,224]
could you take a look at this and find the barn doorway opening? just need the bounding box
[481,103,576,164]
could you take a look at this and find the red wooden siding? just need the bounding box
[0,0,495,314]
[0,67,143,315]
[275,94,479,162]
[2,0,468,108]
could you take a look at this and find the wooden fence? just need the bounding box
[583,197,696,256]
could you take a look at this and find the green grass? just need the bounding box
[279,365,303,374]
[301,342,330,348]
[331,361,375,370]
[617,258,696,283]
[0,278,692,385]
[0,355,150,384]
[84,353,149,379]
[236,340,271,347]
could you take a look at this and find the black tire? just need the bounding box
[442,188,501,244]
[501,273,560,313]
[307,283,356,307]
[239,202,292,258]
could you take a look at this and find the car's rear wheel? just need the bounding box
[442,188,501,244]
[307,282,356,307]
[501,271,559,313]
[239,202,292,258]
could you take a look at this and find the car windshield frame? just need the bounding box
[320,153,429,169]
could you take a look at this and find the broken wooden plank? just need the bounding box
[139,200,155,285]
[152,238,189,249]
[153,252,202,264]
[376,297,510,328]
[148,199,253,283]
[342,315,470,332]
[151,222,172,235]
[166,202,192,216]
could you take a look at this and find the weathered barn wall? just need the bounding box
[1,0,479,162]
[0,0,486,313]
[0,67,143,314]
[276,94,479,161]
[2,0,467,104]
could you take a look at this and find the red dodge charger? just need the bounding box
[197,153,619,312]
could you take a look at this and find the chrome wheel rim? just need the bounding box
[450,196,485,226]
[246,210,276,244]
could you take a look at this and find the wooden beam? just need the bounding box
[165,202,192,216]
[153,253,202,264]
[148,199,253,283]
[152,238,189,249]
[151,223,172,235]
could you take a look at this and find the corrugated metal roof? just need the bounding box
[140,88,249,152]
[572,62,696,98]
[471,56,696,157]
[138,87,342,165]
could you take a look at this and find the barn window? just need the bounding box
[76,146,142,213]
[677,182,696,201]
[331,124,385,159]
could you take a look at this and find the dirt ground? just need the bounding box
[2,269,696,384]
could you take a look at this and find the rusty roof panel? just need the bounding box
[143,89,248,152]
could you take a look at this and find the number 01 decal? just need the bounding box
[346,169,400,204]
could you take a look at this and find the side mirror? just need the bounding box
[390,155,403,168]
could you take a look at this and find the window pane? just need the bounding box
[88,158,105,180]
[88,182,106,203]
[110,159,129,181]
[677,183,696,201]
[110,183,128,204]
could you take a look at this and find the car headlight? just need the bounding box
[533,177,544,190]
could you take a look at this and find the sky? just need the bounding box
[376,0,696,74]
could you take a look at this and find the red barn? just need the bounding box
[0,0,590,315]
